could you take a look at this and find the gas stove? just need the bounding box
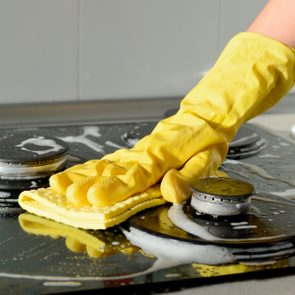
[0,120,295,294]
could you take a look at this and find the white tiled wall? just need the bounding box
[0,0,267,104]
[0,0,78,103]
[219,0,268,49]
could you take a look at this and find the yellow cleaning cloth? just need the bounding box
[18,185,165,230]
[18,213,139,258]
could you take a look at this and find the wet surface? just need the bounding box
[227,125,267,159]
[0,133,68,163]
[129,196,295,246]
[0,122,294,294]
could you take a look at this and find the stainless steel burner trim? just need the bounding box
[191,193,251,216]
[0,158,66,179]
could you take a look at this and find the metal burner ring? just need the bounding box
[191,177,254,217]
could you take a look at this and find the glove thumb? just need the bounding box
[160,146,227,204]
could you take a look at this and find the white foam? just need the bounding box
[16,136,64,155]
[59,126,105,154]
[168,204,219,241]
[270,189,295,199]
[259,153,281,159]
[83,126,102,137]
[127,138,139,146]
[123,226,295,269]
[105,141,124,149]
[43,281,82,287]
[122,134,139,147]
[230,222,248,226]
[30,181,38,188]
[279,141,291,147]
[233,225,257,230]
[123,226,235,265]
[0,192,11,198]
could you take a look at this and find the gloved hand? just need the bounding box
[50,32,295,206]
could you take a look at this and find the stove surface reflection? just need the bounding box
[0,122,294,294]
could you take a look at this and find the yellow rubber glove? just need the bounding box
[50,32,295,206]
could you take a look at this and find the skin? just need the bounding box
[248,0,295,48]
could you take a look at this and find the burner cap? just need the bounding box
[191,177,254,217]
[0,133,68,180]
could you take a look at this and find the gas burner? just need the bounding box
[0,133,69,180]
[129,183,295,248]
[227,125,267,159]
[0,121,294,293]
[0,132,85,216]
[191,177,254,217]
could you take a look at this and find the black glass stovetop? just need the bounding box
[0,121,295,294]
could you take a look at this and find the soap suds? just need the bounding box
[105,141,124,149]
[59,126,105,154]
[0,192,11,198]
[259,153,281,159]
[43,281,82,287]
[16,136,64,155]
[270,189,295,199]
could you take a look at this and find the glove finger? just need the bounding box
[87,164,152,207]
[66,177,96,205]
[49,159,112,195]
[161,146,225,204]
[68,159,112,176]
[101,162,128,176]
[49,172,75,195]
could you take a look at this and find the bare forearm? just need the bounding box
[248,0,295,48]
